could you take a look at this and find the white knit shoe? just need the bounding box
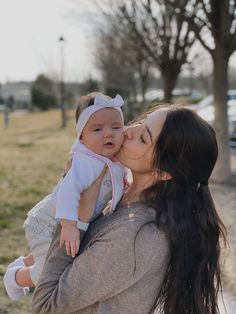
[3,266,29,301]
[7,256,26,270]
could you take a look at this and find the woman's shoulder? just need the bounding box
[99,202,169,267]
[101,201,158,232]
[81,201,167,251]
[114,201,157,224]
[133,218,169,265]
[118,202,168,250]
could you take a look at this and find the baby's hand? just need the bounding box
[60,219,80,257]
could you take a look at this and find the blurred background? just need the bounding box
[0,0,236,313]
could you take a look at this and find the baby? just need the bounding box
[4,92,127,301]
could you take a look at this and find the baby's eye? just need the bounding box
[94,128,102,132]
[112,126,122,129]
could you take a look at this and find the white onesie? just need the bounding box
[52,141,127,224]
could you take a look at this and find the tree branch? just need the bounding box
[184,15,213,55]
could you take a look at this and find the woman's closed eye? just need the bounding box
[140,135,146,143]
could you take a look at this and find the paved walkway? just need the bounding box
[218,292,236,314]
[154,292,236,313]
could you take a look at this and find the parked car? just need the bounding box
[191,91,236,149]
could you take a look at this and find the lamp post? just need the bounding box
[58,36,67,128]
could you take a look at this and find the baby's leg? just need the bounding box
[7,253,34,271]
[3,247,43,300]
[28,240,50,285]
[23,196,56,285]
[5,242,48,296]
[16,266,34,287]
[23,253,34,266]
[4,195,55,300]
[3,266,30,300]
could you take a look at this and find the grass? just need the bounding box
[0,109,76,313]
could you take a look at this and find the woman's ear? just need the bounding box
[155,170,172,181]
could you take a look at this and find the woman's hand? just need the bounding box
[78,166,107,223]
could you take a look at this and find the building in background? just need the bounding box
[0,82,32,111]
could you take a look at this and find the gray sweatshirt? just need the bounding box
[32,201,170,314]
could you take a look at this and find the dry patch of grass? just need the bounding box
[0,109,76,313]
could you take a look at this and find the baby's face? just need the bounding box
[80,108,124,159]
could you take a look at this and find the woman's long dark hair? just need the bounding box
[141,105,227,314]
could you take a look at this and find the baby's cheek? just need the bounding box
[116,129,124,139]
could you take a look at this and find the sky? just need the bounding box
[0,0,235,85]
[0,0,96,84]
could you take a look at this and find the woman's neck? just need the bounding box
[122,171,155,204]
[132,171,154,190]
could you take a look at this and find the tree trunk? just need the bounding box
[60,80,67,128]
[141,77,146,104]
[212,46,231,182]
[140,73,149,110]
[162,71,178,103]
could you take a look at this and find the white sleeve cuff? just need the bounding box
[77,220,89,231]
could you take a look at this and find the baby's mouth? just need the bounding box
[104,142,115,148]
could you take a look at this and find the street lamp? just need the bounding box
[58,36,67,128]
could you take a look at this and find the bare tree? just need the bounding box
[115,0,196,102]
[95,28,137,99]
[108,18,153,105]
[118,34,152,104]
[168,0,236,182]
[68,0,195,103]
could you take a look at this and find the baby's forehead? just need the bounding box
[88,108,124,123]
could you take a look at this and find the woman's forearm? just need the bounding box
[32,222,134,314]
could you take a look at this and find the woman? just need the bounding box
[32,105,226,314]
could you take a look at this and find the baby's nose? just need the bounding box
[104,128,113,137]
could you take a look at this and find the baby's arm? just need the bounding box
[55,154,103,222]
[56,158,80,257]
[59,165,108,257]
[56,155,107,256]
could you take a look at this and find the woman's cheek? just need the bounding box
[123,147,142,160]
